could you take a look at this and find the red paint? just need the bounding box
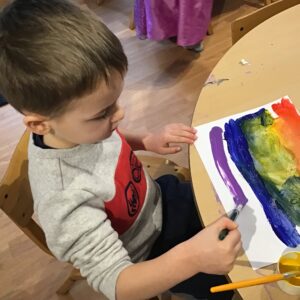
[272,97,300,172]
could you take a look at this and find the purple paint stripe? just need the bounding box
[209,126,248,206]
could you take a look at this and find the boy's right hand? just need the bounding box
[184,216,242,275]
[116,216,241,300]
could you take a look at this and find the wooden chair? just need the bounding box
[231,0,300,44]
[0,130,189,299]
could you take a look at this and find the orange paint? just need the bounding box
[272,98,300,172]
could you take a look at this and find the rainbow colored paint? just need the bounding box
[210,97,300,247]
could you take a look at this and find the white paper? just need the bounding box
[194,97,300,270]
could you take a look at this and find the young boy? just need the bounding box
[0,1,242,299]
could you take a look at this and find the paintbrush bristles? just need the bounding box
[284,271,300,279]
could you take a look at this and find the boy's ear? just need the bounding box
[23,114,52,135]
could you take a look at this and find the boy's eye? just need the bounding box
[88,102,117,121]
[92,110,108,120]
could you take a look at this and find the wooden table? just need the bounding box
[190,5,300,300]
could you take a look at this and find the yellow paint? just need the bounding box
[279,252,300,286]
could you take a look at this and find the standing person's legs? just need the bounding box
[177,0,213,52]
[149,175,233,300]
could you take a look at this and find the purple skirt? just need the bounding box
[134,0,213,47]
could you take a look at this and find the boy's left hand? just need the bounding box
[142,123,197,155]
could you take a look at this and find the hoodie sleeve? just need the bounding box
[36,188,133,300]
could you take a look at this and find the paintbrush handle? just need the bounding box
[210,274,284,293]
[218,208,240,240]
[218,228,230,241]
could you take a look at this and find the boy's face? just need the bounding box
[26,71,125,148]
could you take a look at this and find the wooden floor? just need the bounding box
[0,0,259,299]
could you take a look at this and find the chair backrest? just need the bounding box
[0,130,52,256]
[137,155,191,182]
[231,0,300,44]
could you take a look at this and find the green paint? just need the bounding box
[241,110,300,225]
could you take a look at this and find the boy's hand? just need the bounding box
[116,217,241,300]
[142,123,197,154]
[184,217,242,275]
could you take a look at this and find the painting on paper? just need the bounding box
[194,97,300,269]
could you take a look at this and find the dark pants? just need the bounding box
[148,175,233,300]
[0,94,8,107]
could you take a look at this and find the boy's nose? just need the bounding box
[111,106,125,124]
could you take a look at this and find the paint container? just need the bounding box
[277,248,300,295]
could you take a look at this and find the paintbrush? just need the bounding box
[219,203,244,240]
[210,271,300,293]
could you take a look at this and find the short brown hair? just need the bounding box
[0,0,128,116]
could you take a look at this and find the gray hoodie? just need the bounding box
[28,130,162,299]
